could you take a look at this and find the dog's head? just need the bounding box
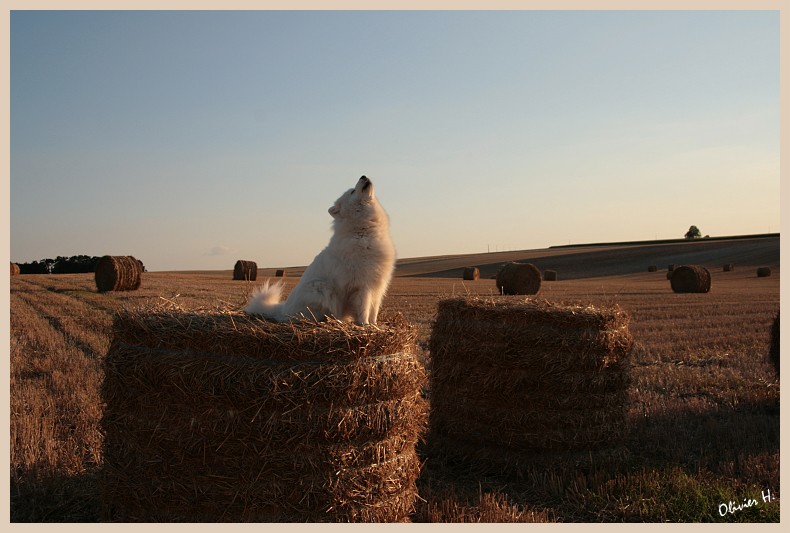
[328,176,378,220]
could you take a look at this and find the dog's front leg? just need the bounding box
[368,297,383,326]
[349,290,373,325]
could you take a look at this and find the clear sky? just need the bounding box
[10,9,779,272]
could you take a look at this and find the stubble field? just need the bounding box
[9,259,781,522]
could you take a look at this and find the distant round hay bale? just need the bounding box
[648,266,658,272]
[668,264,675,272]
[723,264,734,272]
[757,267,772,278]
[428,297,633,473]
[670,265,711,294]
[496,262,541,295]
[769,312,779,375]
[233,260,257,281]
[462,267,480,281]
[95,256,143,292]
[543,270,558,281]
[275,269,287,277]
[101,306,427,522]
[10,262,20,276]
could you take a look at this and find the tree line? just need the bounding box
[16,255,146,274]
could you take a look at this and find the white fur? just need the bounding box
[244,176,396,325]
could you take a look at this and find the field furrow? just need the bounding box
[13,290,112,360]
[10,292,104,482]
[9,268,780,522]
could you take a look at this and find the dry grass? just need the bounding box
[670,265,711,293]
[428,297,633,473]
[232,260,257,281]
[463,267,480,280]
[94,256,142,292]
[101,304,426,522]
[769,312,779,375]
[10,268,780,522]
[495,262,541,295]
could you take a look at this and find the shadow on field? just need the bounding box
[10,469,100,522]
[626,396,779,484]
[10,397,778,522]
[415,395,780,522]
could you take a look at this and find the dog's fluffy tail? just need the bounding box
[244,280,286,320]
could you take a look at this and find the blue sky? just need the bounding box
[10,10,779,271]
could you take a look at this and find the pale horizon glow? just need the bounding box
[10,10,779,271]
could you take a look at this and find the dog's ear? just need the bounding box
[328,204,340,217]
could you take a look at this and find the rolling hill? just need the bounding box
[392,234,779,280]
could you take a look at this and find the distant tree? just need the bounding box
[685,226,702,240]
[53,255,101,273]
[19,255,102,274]
[19,260,47,274]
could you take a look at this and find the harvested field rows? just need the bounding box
[10,268,780,522]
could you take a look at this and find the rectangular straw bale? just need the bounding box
[431,298,632,372]
[101,304,427,522]
[428,296,633,471]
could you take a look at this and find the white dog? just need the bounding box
[244,175,396,325]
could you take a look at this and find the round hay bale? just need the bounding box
[543,270,558,281]
[769,312,779,376]
[427,297,633,473]
[668,264,675,272]
[670,265,711,294]
[275,269,286,277]
[462,267,480,281]
[95,256,142,292]
[723,264,734,272]
[666,271,673,280]
[495,262,541,295]
[100,306,427,522]
[757,267,772,278]
[648,265,658,272]
[233,260,257,281]
[10,262,20,276]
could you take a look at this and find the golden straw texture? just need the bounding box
[428,296,633,474]
[670,265,711,293]
[101,304,427,522]
[233,260,258,281]
[94,256,142,292]
[769,311,779,375]
[496,262,541,295]
[462,267,480,280]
